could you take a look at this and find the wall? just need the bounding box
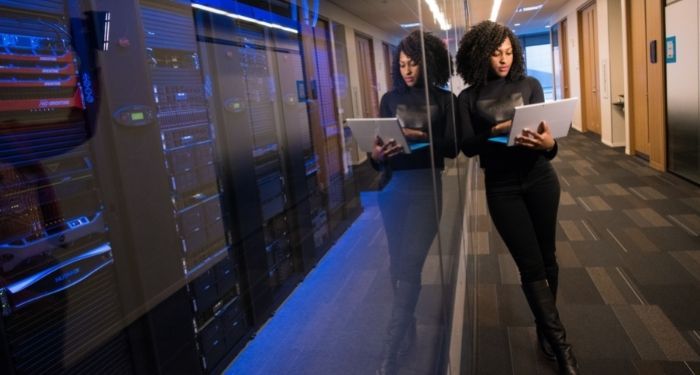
[318,2,400,118]
[608,0,626,146]
[621,0,631,152]
[549,1,582,131]
[549,0,627,148]
[596,0,615,146]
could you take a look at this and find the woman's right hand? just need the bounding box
[371,135,403,162]
[490,120,513,136]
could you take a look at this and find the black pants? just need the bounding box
[378,168,442,285]
[377,168,442,363]
[485,160,560,283]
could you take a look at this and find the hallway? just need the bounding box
[225,130,700,374]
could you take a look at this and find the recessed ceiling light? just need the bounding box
[514,23,521,27]
[400,22,421,29]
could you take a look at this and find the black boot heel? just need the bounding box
[522,280,579,375]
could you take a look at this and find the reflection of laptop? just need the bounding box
[347,117,413,154]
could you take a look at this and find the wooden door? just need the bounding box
[382,42,395,92]
[332,22,354,122]
[628,0,650,156]
[300,18,343,192]
[644,0,666,168]
[355,33,379,117]
[578,2,601,134]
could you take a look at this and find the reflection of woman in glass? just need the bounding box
[456,21,578,374]
[371,30,457,375]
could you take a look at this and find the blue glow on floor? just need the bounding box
[223,192,386,375]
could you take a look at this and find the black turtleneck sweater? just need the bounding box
[458,76,557,173]
[378,85,458,170]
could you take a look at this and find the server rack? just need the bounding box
[270,30,327,273]
[80,0,246,372]
[193,0,362,328]
[136,1,247,372]
[299,17,360,250]
[193,5,309,326]
[1,1,363,373]
[0,1,134,373]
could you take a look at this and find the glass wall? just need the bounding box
[0,0,472,374]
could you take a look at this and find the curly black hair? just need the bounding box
[391,30,451,90]
[455,20,525,87]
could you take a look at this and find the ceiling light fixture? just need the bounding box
[516,4,544,13]
[490,0,502,22]
[401,22,421,29]
[514,23,521,26]
[424,0,452,30]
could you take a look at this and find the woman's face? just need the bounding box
[490,37,513,78]
[399,51,420,87]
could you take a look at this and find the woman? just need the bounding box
[371,30,458,375]
[455,21,578,374]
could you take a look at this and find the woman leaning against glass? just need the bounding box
[456,20,579,375]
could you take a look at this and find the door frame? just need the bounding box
[551,17,570,100]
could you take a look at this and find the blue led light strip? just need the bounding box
[192,3,298,34]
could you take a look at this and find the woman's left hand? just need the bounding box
[402,128,428,141]
[514,121,555,151]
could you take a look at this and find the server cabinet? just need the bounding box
[1,1,363,373]
[271,30,323,273]
[89,0,246,373]
[193,0,361,328]
[299,17,360,253]
[193,4,308,325]
[0,1,135,373]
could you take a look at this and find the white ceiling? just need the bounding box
[470,0,571,35]
[326,0,571,40]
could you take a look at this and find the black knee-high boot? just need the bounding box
[522,280,578,375]
[537,266,559,361]
[377,280,421,375]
